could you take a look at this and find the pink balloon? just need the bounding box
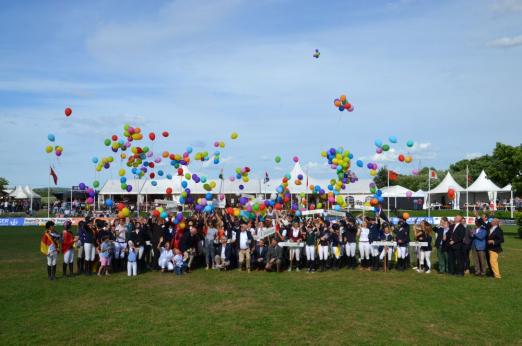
[376,148,383,154]
[293,156,299,163]
[406,191,413,198]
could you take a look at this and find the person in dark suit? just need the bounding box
[214,237,233,270]
[434,217,449,273]
[486,219,504,279]
[252,239,268,271]
[448,215,466,276]
[265,238,284,272]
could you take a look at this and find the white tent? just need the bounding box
[428,172,464,210]
[9,186,29,199]
[22,186,41,199]
[464,170,501,209]
[380,185,413,198]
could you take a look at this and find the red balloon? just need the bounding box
[398,154,405,162]
[177,168,183,176]
[149,132,156,141]
[162,131,169,138]
[117,203,125,211]
[112,135,118,141]
[149,172,155,179]
[148,162,155,168]
[65,107,72,117]
[166,187,173,195]
[275,203,283,211]
[344,102,351,110]
[152,210,160,217]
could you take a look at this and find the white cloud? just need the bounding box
[465,152,483,159]
[487,35,522,48]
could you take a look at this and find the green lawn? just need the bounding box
[1,226,521,345]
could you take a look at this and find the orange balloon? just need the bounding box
[340,95,347,102]
[402,212,410,220]
[334,100,341,107]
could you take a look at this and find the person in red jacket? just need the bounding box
[61,220,77,277]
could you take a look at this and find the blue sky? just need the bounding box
[1,0,521,188]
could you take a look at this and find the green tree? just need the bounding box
[0,177,8,194]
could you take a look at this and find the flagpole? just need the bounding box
[47,167,50,218]
[466,165,469,218]
[428,168,431,218]
[387,165,390,219]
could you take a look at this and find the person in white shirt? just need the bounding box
[358,221,371,270]
[157,239,174,272]
[236,224,253,272]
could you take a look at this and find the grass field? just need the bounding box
[1,226,521,345]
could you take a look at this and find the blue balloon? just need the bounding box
[406,140,414,147]
[92,157,99,164]
[334,205,341,211]
[47,134,55,142]
[348,153,354,159]
[151,181,157,186]
[105,199,113,207]
[166,174,172,179]
[295,210,302,217]
[120,177,127,183]
[356,160,364,168]
[389,136,397,143]
[338,106,345,112]
[158,170,164,176]
[160,211,168,219]
[181,181,188,188]
[374,139,383,148]
[186,146,193,153]
[205,192,212,200]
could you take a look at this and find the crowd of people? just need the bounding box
[41,208,505,281]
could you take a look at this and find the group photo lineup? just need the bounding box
[1,0,521,345]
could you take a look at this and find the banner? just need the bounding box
[0,218,25,227]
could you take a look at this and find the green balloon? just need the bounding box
[104,139,111,146]
[275,156,281,163]
[93,180,100,188]
[382,144,390,151]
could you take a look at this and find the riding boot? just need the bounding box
[51,265,57,280]
[47,265,52,280]
[63,263,67,277]
[77,258,83,274]
[69,263,74,276]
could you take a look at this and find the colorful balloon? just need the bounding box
[64,107,72,117]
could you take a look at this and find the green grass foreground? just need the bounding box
[1,226,521,345]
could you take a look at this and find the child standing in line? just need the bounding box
[173,249,187,275]
[97,237,111,276]
[127,241,138,277]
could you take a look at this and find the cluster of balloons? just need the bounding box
[78,183,96,205]
[93,156,114,172]
[45,134,63,157]
[313,49,320,59]
[333,94,354,112]
[116,202,130,218]
[213,140,225,148]
[374,136,415,164]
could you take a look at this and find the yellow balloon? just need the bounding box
[45,145,53,153]
[118,168,126,177]
[230,132,238,140]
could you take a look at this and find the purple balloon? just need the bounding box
[79,183,86,190]
[126,185,132,192]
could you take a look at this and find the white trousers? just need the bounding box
[114,242,127,259]
[380,247,393,261]
[398,246,408,259]
[84,243,96,261]
[359,242,370,260]
[345,243,356,257]
[127,261,137,276]
[419,250,431,269]
[305,245,315,261]
[138,246,144,260]
[159,258,174,271]
[370,245,380,257]
[289,247,301,261]
[47,253,57,266]
[318,245,329,260]
[63,249,74,264]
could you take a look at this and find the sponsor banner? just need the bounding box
[301,209,324,216]
[0,218,25,227]
[23,218,76,226]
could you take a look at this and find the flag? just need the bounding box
[430,169,438,180]
[264,172,270,184]
[50,166,58,185]
[388,170,398,181]
[40,232,53,255]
